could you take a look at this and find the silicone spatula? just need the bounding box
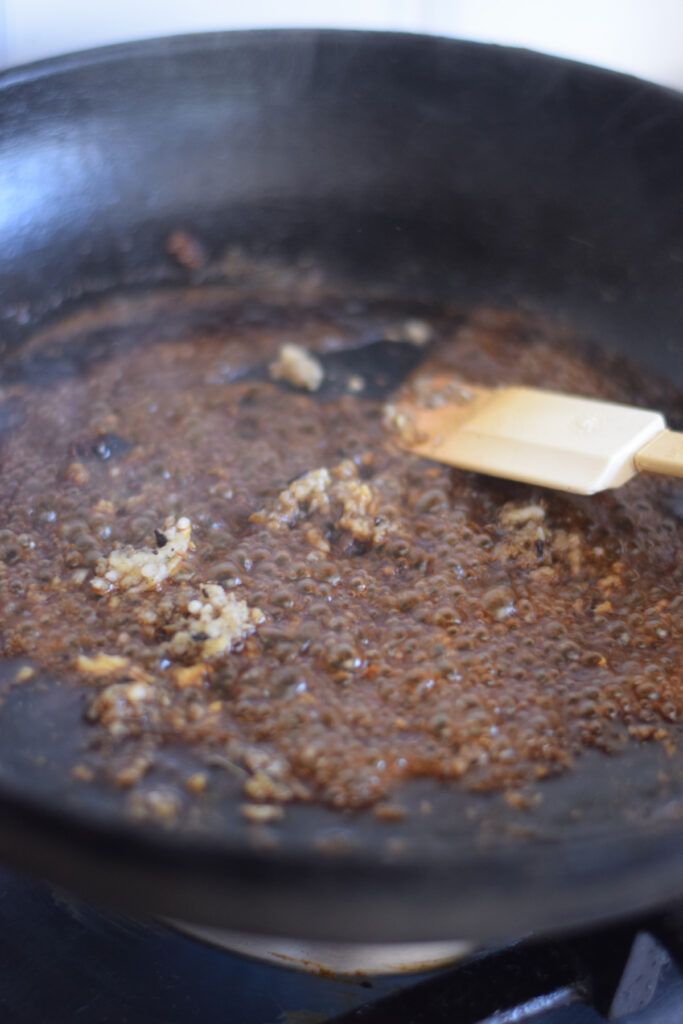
[392,375,683,494]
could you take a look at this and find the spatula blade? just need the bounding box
[396,381,666,494]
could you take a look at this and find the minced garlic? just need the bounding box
[251,460,393,547]
[268,342,324,392]
[251,468,332,529]
[76,653,130,677]
[168,583,264,661]
[90,516,192,595]
[86,675,159,740]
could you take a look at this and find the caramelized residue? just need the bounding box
[0,303,681,819]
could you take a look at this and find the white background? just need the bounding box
[0,0,682,91]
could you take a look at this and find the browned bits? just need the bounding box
[240,803,285,823]
[373,802,406,821]
[186,772,208,793]
[64,461,89,485]
[128,786,183,822]
[166,230,207,271]
[13,665,35,683]
[0,301,680,815]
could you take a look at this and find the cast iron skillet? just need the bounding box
[0,30,682,945]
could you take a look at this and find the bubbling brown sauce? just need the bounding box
[0,299,681,822]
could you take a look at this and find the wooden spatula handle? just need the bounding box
[635,429,683,479]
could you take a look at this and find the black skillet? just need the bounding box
[0,30,682,946]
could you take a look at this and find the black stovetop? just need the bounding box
[0,864,682,1024]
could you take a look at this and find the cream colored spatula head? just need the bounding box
[392,375,683,495]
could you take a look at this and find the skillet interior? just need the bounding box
[0,30,682,944]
